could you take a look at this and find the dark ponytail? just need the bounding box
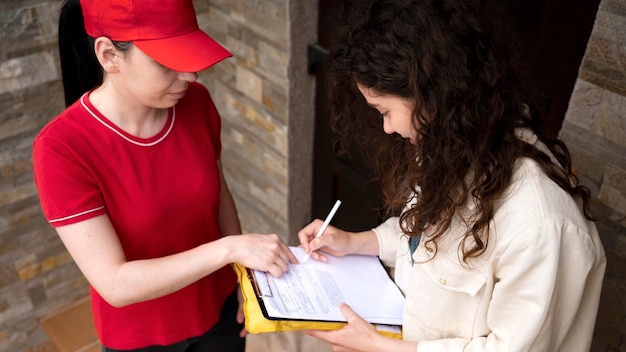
[58,0,102,107]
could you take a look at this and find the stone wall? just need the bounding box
[559,0,626,350]
[192,0,317,241]
[0,1,92,350]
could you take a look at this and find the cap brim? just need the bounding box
[135,30,232,72]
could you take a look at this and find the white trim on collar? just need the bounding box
[80,93,175,147]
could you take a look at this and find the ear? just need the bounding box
[93,37,121,73]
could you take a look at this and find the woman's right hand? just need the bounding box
[226,233,297,278]
[298,220,381,262]
[297,220,355,262]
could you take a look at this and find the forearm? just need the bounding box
[349,230,380,256]
[90,236,238,307]
[56,214,244,307]
[380,338,418,352]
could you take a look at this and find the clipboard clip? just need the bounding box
[247,268,273,298]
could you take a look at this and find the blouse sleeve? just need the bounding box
[373,216,403,267]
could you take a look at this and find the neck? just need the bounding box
[89,84,169,138]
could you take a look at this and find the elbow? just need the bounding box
[103,296,130,308]
[94,287,138,308]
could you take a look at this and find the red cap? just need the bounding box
[80,0,232,72]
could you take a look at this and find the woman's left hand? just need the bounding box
[236,286,249,337]
[303,304,382,352]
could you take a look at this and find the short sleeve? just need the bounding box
[33,132,106,227]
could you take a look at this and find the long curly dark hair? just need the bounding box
[327,0,593,261]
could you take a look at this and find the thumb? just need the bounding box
[338,303,358,323]
[236,288,245,324]
[309,236,323,252]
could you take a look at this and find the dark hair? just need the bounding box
[328,0,593,261]
[58,0,132,107]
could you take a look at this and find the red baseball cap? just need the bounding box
[80,0,232,72]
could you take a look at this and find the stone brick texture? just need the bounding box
[0,0,623,352]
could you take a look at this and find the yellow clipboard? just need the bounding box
[232,262,402,339]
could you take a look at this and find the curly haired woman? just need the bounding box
[298,0,606,351]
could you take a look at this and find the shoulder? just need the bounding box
[35,97,89,146]
[490,157,594,247]
[502,159,578,218]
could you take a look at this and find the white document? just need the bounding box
[252,246,405,326]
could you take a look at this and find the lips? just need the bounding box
[169,90,187,99]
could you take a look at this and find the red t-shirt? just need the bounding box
[33,82,236,349]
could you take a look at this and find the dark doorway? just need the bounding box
[484,0,602,138]
[309,0,600,229]
[309,1,378,231]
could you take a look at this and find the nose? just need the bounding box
[382,116,394,135]
[179,71,198,82]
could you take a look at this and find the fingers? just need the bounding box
[302,329,337,341]
[285,242,299,264]
[305,242,330,262]
[235,288,248,337]
[263,235,295,277]
[236,306,245,323]
[237,306,248,337]
[338,303,358,324]
[275,235,298,270]
[297,219,324,253]
[236,290,245,324]
[266,261,289,278]
[231,233,297,277]
[298,220,341,255]
[302,327,354,352]
[303,304,381,352]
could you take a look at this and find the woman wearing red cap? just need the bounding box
[297,0,605,351]
[32,0,297,351]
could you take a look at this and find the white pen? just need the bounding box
[302,199,342,263]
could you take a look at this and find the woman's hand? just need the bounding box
[297,220,353,262]
[225,233,298,278]
[303,304,380,352]
[297,220,380,261]
[304,304,417,352]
